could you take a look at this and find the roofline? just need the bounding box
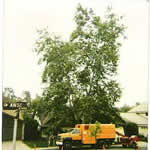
[128,111,148,113]
[2,111,23,121]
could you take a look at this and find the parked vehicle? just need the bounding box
[116,131,140,148]
[56,124,116,150]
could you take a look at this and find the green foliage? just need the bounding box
[31,96,48,118]
[137,134,147,142]
[2,87,17,101]
[89,121,101,138]
[120,104,131,112]
[23,95,45,140]
[123,122,138,136]
[89,121,101,150]
[34,4,126,133]
[23,111,41,140]
[22,91,31,103]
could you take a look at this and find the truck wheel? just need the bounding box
[105,142,110,149]
[63,141,72,150]
[103,142,110,149]
[91,144,95,149]
[96,141,102,149]
[122,144,127,148]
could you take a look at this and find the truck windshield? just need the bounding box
[71,128,80,134]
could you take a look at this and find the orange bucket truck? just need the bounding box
[56,124,116,150]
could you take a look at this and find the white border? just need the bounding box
[0,0,3,146]
[148,0,150,148]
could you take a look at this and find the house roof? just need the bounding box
[128,104,148,113]
[2,110,23,120]
[120,112,148,127]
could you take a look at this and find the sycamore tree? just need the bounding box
[34,4,126,133]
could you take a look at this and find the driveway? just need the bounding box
[2,141,31,150]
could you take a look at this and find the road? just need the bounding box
[2,141,147,150]
[108,142,147,150]
[37,142,147,150]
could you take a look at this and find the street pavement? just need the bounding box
[108,142,147,150]
[2,141,147,150]
[136,142,147,150]
[37,142,147,150]
[2,140,32,150]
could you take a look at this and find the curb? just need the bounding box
[34,147,58,150]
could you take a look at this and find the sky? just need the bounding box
[2,0,149,107]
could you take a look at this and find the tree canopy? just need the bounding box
[120,104,132,112]
[34,4,126,134]
[2,87,17,101]
[22,91,32,103]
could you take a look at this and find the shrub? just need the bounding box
[138,134,147,142]
[123,122,138,136]
[23,112,41,140]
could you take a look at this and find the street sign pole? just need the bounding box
[13,118,18,150]
[13,109,19,150]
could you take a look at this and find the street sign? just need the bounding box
[3,101,28,110]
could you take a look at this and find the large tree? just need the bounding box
[34,4,126,132]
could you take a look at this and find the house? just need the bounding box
[2,110,24,141]
[120,104,148,137]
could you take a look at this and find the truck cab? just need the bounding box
[56,128,82,148]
